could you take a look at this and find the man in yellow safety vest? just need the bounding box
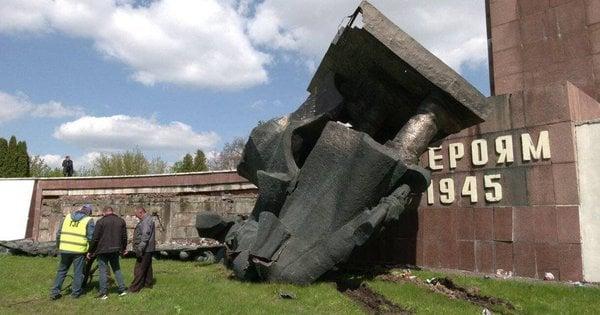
[50,204,95,300]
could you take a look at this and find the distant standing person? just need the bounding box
[50,205,95,300]
[129,207,156,293]
[62,156,74,177]
[87,206,128,299]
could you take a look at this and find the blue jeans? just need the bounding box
[98,253,126,294]
[51,253,85,297]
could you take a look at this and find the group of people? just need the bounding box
[50,204,156,300]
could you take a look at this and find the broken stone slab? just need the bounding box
[197,1,489,285]
[0,239,58,256]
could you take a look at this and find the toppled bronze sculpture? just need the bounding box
[197,1,489,284]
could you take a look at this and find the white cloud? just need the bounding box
[0,1,487,88]
[247,0,487,72]
[53,115,220,152]
[0,0,269,89]
[39,152,101,170]
[39,154,64,169]
[30,101,86,118]
[0,91,84,123]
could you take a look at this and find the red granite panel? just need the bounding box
[548,122,575,163]
[455,208,474,240]
[550,0,575,7]
[518,0,550,16]
[534,206,558,242]
[475,241,495,273]
[452,141,474,173]
[590,24,600,54]
[568,79,600,121]
[509,92,526,129]
[495,241,514,271]
[492,168,528,207]
[494,207,514,241]
[514,207,536,241]
[554,33,591,64]
[495,72,524,95]
[438,239,459,269]
[522,41,554,72]
[557,206,582,243]
[492,21,522,52]
[586,0,600,25]
[523,83,570,127]
[562,57,596,91]
[526,166,555,205]
[474,208,494,240]
[438,208,456,240]
[535,243,560,279]
[458,241,475,271]
[555,0,587,34]
[520,11,554,44]
[491,0,519,26]
[559,243,583,281]
[552,163,579,205]
[420,208,437,240]
[513,242,537,277]
[479,96,513,134]
[423,239,440,268]
[493,47,523,78]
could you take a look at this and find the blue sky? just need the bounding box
[0,0,489,168]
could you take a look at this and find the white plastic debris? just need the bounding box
[544,272,555,281]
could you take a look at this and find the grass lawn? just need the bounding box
[0,255,599,314]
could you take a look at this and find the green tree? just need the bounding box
[89,149,153,176]
[0,136,30,177]
[6,136,18,177]
[30,155,63,177]
[16,140,30,177]
[182,154,194,171]
[172,150,209,173]
[0,138,8,177]
[193,150,208,172]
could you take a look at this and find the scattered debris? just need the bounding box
[0,239,57,256]
[278,291,296,299]
[378,272,515,313]
[544,272,555,281]
[482,308,493,315]
[495,269,513,279]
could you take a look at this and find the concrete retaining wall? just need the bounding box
[576,121,600,282]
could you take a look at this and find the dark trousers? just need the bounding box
[98,253,126,294]
[51,253,85,297]
[129,252,153,292]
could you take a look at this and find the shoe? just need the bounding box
[50,294,62,301]
[96,293,108,300]
[118,291,127,297]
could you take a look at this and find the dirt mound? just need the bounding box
[378,271,515,314]
[337,279,413,314]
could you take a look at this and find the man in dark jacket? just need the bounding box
[62,156,74,177]
[88,206,128,299]
[129,207,156,292]
[50,204,95,300]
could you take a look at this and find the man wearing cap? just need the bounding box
[50,204,95,300]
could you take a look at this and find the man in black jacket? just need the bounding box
[88,206,128,299]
